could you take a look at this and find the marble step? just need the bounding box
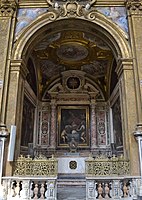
[57,185,86,200]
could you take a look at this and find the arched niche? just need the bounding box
[10,5,132,157]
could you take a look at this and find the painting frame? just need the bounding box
[57,105,89,148]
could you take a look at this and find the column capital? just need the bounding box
[10,59,29,80]
[115,58,133,78]
[0,0,17,17]
[125,0,142,15]
[90,100,96,107]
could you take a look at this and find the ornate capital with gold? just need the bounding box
[0,0,17,17]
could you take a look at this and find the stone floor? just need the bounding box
[57,185,86,200]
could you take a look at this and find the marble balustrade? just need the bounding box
[0,176,142,199]
[0,177,57,200]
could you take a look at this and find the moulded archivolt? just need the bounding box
[12,0,131,61]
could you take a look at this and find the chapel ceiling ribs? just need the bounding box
[32,29,114,99]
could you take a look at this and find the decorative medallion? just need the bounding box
[57,43,89,62]
[69,160,77,169]
[66,76,80,89]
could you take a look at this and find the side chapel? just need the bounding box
[0,0,142,199]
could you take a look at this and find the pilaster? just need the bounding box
[90,100,97,150]
[0,0,18,123]
[50,96,57,150]
[116,58,139,175]
[5,59,28,176]
[125,0,142,123]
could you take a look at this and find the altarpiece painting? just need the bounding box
[58,106,89,147]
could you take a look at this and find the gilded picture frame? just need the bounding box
[58,106,89,147]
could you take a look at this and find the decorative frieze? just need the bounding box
[0,0,17,17]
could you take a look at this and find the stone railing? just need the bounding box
[85,154,130,176]
[1,176,142,200]
[13,154,58,176]
[1,176,57,200]
[86,176,141,199]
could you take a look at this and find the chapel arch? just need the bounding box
[9,6,134,159]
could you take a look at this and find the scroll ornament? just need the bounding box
[45,0,97,20]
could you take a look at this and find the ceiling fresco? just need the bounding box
[31,30,114,98]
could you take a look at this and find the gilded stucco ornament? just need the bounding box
[0,0,17,16]
[125,0,142,11]
[45,0,97,18]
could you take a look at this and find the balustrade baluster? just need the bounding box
[40,183,45,199]
[33,183,39,199]
[15,181,20,197]
[11,181,16,197]
[97,183,103,199]
[104,183,111,199]
[123,182,128,197]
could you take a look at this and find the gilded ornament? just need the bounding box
[86,155,130,176]
[13,155,58,176]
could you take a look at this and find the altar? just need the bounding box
[57,156,87,174]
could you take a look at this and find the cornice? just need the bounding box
[18,0,125,8]
[0,0,17,17]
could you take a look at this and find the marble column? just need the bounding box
[90,101,97,150]
[50,100,57,149]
